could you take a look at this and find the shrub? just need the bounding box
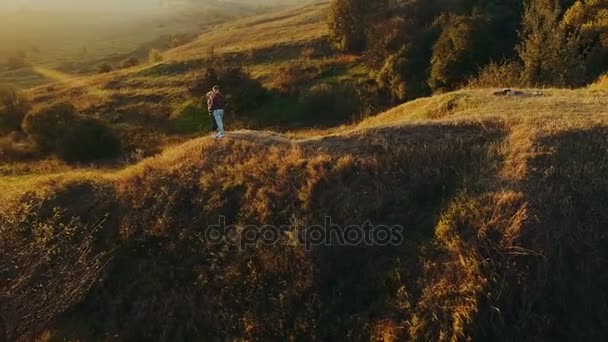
[56,118,121,163]
[121,57,140,69]
[6,54,28,70]
[298,83,361,122]
[365,17,411,68]
[149,49,164,63]
[98,63,113,74]
[23,102,121,162]
[430,14,494,92]
[0,133,39,161]
[517,0,586,87]
[328,0,369,52]
[190,67,267,115]
[0,85,31,135]
[375,46,431,102]
[23,102,79,152]
[467,60,525,88]
[272,63,320,95]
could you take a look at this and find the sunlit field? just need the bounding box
[2,0,608,341]
[0,0,293,88]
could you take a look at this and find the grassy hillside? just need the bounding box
[0,0,302,88]
[2,88,608,340]
[0,1,369,174]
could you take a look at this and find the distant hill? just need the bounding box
[0,0,311,88]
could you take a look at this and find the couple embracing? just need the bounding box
[206,86,225,139]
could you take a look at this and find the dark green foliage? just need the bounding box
[97,63,113,74]
[298,83,361,123]
[190,67,267,116]
[23,102,121,162]
[328,0,370,53]
[23,102,79,152]
[171,100,208,134]
[430,14,495,92]
[56,118,122,163]
[0,85,31,135]
[345,0,606,105]
[517,0,586,87]
[120,57,140,69]
[376,44,433,102]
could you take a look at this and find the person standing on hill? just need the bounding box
[210,85,225,139]
[206,91,218,135]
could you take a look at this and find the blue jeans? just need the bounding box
[213,109,224,135]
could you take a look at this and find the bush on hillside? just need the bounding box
[375,46,432,102]
[272,63,321,95]
[352,79,392,119]
[328,0,370,53]
[298,83,361,122]
[517,0,587,87]
[0,85,31,135]
[98,63,113,74]
[23,102,78,152]
[467,60,525,88]
[0,133,39,161]
[149,49,164,64]
[57,118,121,163]
[23,101,121,162]
[429,14,495,92]
[190,67,267,116]
[120,57,140,69]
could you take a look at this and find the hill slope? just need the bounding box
[2,88,608,340]
[8,1,336,166]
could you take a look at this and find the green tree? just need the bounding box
[57,118,121,163]
[517,0,585,86]
[563,0,608,77]
[376,44,432,102]
[430,14,493,92]
[328,0,369,53]
[564,0,608,34]
[0,85,30,134]
[23,102,79,151]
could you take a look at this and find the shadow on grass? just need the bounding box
[21,121,509,340]
[498,127,608,341]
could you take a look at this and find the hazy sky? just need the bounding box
[0,0,301,13]
[0,0,171,13]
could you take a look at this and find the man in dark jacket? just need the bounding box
[210,85,225,139]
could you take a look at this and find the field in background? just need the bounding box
[0,1,370,177]
[0,0,304,88]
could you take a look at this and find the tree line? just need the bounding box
[329,0,608,101]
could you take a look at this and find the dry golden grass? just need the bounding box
[165,2,330,60]
[2,88,608,340]
[7,1,334,165]
[589,74,608,90]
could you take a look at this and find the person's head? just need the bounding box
[206,91,214,99]
[212,85,220,94]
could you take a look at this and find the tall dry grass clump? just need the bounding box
[589,74,608,89]
[0,183,113,341]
